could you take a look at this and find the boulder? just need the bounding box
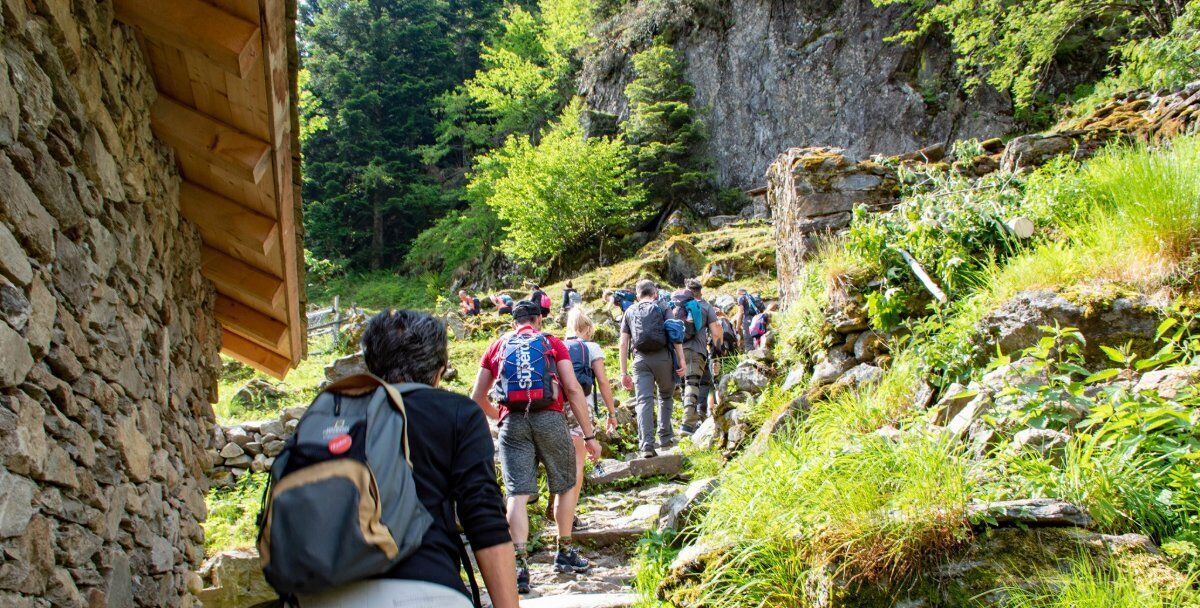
[1133,366,1199,399]
[324,352,367,385]
[658,477,719,533]
[224,427,252,448]
[445,314,466,340]
[853,330,886,361]
[586,453,684,488]
[283,407,307,423]
[946,392,993,439]
[1008,428,1069,462]
[712,295,737,313]
[218,443,244,459]
[232,379,285,406]
[258,419,285,438]
[969,498,1092,528]
[932,383,979,425]
[573,503,660,548]
[195,549,276,608]
[781,365,806,392]
[661,238,705,286]
[723,365,769,395]
[811,348,856,387]
[975,290,1162,367]
[691,417,717,449]
[748,395,810,455]
[835,363,884,388]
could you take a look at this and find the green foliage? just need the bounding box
[775,242,863,367]
[996,555,1200,608]
[631,531,681,608]
[300,0,497,270]
[473,102,646,263]
[624,42,714,212]
[204,473,268,553]
[404,201,505,284]
[873,0,1191,108]
[308,271,437,311]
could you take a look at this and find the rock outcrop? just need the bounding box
[581,0,1015,191]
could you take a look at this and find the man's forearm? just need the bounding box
[476,542,519,608]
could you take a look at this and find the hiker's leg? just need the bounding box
[527,411,577,540]
[507,494,531,547]
[650,354,676,445]
[632,356,657,451]
[698,359,714,419]
[498,416,538,547]
[557,434,587,539]
[682,350,705,430]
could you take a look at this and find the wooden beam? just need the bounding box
[151,95,271,184]
[201,247,284,313]
[181,181,279,257]
[114,0,261,78]
[214,295,289,354]
[221,329,291,380]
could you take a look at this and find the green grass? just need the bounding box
[204,472,268,553]
[995,554,1200,608]
[631,531,681,608]
[307,270,442,311]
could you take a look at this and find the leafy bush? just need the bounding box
[473,102,647,263]
[204,473,268,553]
[631,531,680,608]
[404,201,505,284]
[308,271,437,311]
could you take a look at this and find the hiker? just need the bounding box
[562,281,583,312]
[736,288,762,349]
[602,288,637,314]
[459,290,482,317]
[528,284,552,317]
[618,279,686,458]
[677,279,723,435]
[470,301,602,595]
[545,307,619,530]
[490,293,514,315]
[281,310,519,608]
[748,302,778,350]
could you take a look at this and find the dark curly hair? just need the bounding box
[361,309,448,385]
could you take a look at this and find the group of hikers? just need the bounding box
[258,279,775,607]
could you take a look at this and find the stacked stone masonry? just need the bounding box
[0,2,221,607]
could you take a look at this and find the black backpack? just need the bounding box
[258,376,433,596]
[671,289,704,340]
[627,301,667,353]
[713,318,738,355]
[566,338,595,395]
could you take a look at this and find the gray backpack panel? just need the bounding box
[628,301,668,353]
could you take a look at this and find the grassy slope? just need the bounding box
[653,137,1200,607]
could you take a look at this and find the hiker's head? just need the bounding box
[512,300,543,328]
[566,307,594,340]
[458,289,469,300]
[602,289,614,300]
[636,279,658,300]
[685,279,703,298]
[566,281,574,289]
[737,287,747,296]
[361,309,448,386]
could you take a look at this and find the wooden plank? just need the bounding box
[151,95,271,184]
[175,149,277,220]
[221,329,291,379]
[215,295,289,354]
[114,0,262,78]
[201,247,285,314]
[258,0,306,368]
[180,181,278,257]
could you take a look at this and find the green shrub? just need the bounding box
[308,271,437,311]
[631,531,680,607]
[405,201,505,284]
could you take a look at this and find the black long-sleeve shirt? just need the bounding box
[381,387,510,597]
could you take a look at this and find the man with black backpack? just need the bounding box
[470,301,602,595]
[528,283,552,317]
[678,279,723,435]
[737,287,762,350]
[258,310,518,608]
[619,279,687,458]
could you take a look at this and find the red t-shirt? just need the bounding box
[480,326,570,420]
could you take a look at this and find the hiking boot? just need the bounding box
[680,423,696,435]
[641,448,657,459]
[516,564,531,594]
[554,547,590,574]
[659,439,677,450]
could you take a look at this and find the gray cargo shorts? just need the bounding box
[498,409,576,496]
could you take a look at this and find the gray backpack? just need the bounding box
[257,375,433,596]
[628,301,668,353]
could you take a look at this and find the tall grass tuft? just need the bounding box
[996,555,1200,608]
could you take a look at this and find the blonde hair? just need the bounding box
[565,307,595,340]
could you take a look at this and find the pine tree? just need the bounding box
[623,43,714,219]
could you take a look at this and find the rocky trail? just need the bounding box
[477,450,692,608]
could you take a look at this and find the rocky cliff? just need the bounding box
[580,0,1017,190]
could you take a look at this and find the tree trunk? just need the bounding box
[371,190,383,270]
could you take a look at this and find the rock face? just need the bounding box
[581,0,1014,191]
[194,550,276,608]
[0,5,221,607]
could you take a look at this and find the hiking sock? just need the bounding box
[557,536,573,553]
[515,543,528,567]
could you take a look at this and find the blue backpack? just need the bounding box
[566,338,595,396]
[664,318,686,344]
[614,290,636,311]
[671,289,704,339]
[491,332,558,411]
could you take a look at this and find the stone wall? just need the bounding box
[0,2,220,607]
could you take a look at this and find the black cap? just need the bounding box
[512,300,542,320]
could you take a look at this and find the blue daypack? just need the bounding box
[664,318,686,344]
[566,338,595,395]
[491,331,558,411]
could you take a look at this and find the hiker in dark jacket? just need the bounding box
[297,310,518,608]
[562,281,582,312]
[529,284,551,317]
[458,290,481,317]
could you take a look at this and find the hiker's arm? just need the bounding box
[674,343,686,377]
[476,543,519,608]
[592,359,618,432]
[709,320,723,350]
[471,368,499,420]
[556,360,601,461]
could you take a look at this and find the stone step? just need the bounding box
[519,592,640,608]
[585,452,683,488]
[570,503,659,549]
